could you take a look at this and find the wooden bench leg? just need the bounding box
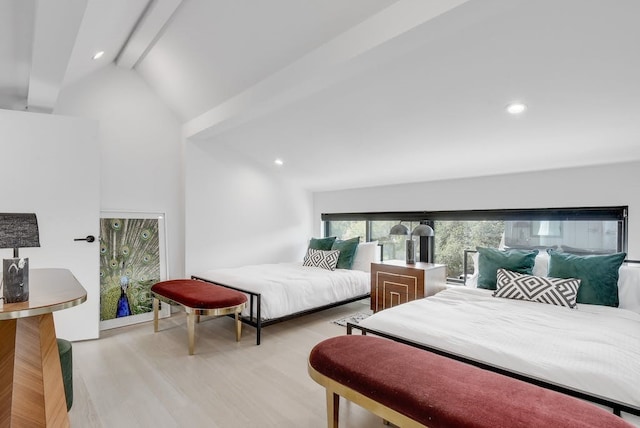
[153,298,159,333]
[326,389,339,428]
[187,310,196,355]
[235,308,242,342]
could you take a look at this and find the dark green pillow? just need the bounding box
[477,247,539,290]
[331,237,360,269]
[547,250,626,307]
[308,236,336,251]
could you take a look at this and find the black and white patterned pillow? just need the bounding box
[493,268,581,308]
[303,248,340,271]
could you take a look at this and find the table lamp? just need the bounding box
[0,213,40,303]
[390,222,434,264]
[410,223,434,264]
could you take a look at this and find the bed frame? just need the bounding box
[347,322,640,418]
[191,274,369,345]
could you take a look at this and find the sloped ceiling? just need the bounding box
[137,0,397,121]
[2,0,640,191]
[0,0,151,112]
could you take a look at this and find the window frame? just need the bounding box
[322,206,629,269]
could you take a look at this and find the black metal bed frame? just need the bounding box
[346,322,640,417]
[191,274,369,345]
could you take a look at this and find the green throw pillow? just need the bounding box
[308,236,337,251]
[477,247,539,290]
[331,237,360,269]
[547,250,626,307]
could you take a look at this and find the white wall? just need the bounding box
[185,140,313,274]
[314,161,640,259]
[55,65,185,278]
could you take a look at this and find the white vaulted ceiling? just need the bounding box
[0,0,152,112]
[137,0,397,121]
[2,0,640,190]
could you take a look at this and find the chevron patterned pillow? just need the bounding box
[303,248,340,271]
[494,268,581,308]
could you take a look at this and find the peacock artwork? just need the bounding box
[99,217,161,322]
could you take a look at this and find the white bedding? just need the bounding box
[358,286,640,412]
[196,262,370,320]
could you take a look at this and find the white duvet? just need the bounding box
[358,286,640,412]
[195,262,370,320]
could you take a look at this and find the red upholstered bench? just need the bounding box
[151,279,247,355]
[308,335,634,428]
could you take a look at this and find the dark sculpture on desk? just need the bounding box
[3,257,30,303]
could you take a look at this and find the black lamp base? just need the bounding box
[3,257,29,303]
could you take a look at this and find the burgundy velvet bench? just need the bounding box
[308,335,634,428]
[151,279,247,355]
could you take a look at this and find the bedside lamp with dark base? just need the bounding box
[389,221,435,264]
[0,213,40,303]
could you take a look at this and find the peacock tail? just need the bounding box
[99,218,161,321]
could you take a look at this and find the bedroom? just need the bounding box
[1,0,639,426]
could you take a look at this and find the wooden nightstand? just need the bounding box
[370,260,447,313]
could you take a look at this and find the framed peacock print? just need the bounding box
[99,211,169,330]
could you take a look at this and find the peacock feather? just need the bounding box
[99,218,161,321]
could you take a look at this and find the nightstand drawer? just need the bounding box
[374,272,419,312]
[371,261,446,313]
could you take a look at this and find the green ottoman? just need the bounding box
[57,338,73,411]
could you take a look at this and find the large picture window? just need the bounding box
[322,207,627,282]
[325,214,430,262]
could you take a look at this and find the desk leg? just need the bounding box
[0,320,17,426]
[12,314,69,427]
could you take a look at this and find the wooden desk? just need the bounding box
[0,268,86,427]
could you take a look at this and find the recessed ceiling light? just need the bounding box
[92,51,105,60]
[506,102,527,115]
[274,158,284,166]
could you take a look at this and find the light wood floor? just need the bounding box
[68,299,382,427]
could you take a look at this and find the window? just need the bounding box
[371,220,423,262]
[433,220,504,280]
[326,220,366,241]
[322,207,627,282]
[325,219,422,260]
[503,220,619,253]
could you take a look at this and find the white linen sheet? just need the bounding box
[358,286,640,412]
[196,262,370,320]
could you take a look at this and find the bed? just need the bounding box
[350,251,640,424]
[192,239,376,344]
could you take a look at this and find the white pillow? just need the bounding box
[466,251,479,287]
[531,252,550,277]
[618,264,640,314]
[350,241,379,272]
